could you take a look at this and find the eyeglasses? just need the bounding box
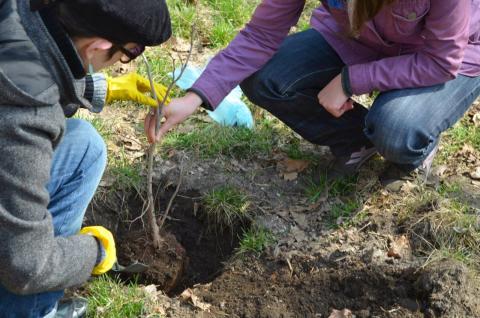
[116,45,145,64]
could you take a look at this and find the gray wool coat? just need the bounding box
[0,0,107,295]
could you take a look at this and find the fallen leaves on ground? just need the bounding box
[387,235,412,260]
[472,113,480,127]
[276,157,310,181]
[469,166,480,180]
[328,308,354,318]
[180,288,212,311]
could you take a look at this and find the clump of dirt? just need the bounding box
[117,230,187,292]
[414,261,480,317]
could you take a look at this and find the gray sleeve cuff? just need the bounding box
[85,73,108,113]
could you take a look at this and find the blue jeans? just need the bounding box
[241,29,480,168]
[0,119,107,318]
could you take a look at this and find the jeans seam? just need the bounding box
[279,67,341,96]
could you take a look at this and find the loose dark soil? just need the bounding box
[89,181,480,318]
[85,104,480,318]
[90,188,243,295]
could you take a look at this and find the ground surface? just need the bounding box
[79,1,480,316]
[82,103,480,318]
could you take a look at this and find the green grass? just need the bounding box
[282,139,319,162]
[165,0,260,48]
[203,185,251,233]
[167,0,198,40]
[411,198,480,270]
[74,112,113,142]
[162,122,275,158]
[75,111,143,190]
[438,181,462,197]
[327,199,361,228]
[108,151,143,190]
[396,190,439,225]
[305,175,358,203]
[202,0,260,47]
[439,120,480,162]
[237,226,275,256]
[86,276,147,318]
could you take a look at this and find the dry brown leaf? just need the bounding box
[143,284,158,302]
[400,180,417,193]
[277,158,310,174]
[121,135,142,151]
[387,235,412,260]
[328,308,354,318]
[291,212,308,229]
[283,172,299,181]
[99,174,116,187]
[473,113,480,127]
[433,165,449,177]
[180,288,211,311]
[469,166,480,180]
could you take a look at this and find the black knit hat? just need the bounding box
[30,0,172,46]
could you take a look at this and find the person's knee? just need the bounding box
[240,67,287,106]
[65,119,107,169]
[365,109,431,164]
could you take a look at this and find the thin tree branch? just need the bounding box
[141,25,196,249]
[158,156,185,230]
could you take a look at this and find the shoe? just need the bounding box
[55,298,87,318]
[380,144,439,192]
[324,146,377,181]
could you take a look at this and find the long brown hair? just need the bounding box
[349,0,395,36]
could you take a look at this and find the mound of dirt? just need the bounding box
[193,256,424,318]
[415,261,480,317]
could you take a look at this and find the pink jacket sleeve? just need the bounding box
[349,0,472,95]
[191,0,305,108]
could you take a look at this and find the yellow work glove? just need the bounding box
[79,226,117,275]
[105,73,171,107]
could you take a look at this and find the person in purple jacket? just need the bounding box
[147,0,480,190]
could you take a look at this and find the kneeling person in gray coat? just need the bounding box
[0,0,171,316]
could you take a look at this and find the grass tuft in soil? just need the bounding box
[410,198,480,270]
[202,185,252,234]
[237,226,275,256]
[86,275,146,318]
[305,174,359,203]
[327,199,362,229]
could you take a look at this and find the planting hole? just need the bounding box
[90,188,247,296]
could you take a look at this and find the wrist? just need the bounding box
[185,91,203,108]
[186,88,212,110]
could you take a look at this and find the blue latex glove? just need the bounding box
[171,66,254,129]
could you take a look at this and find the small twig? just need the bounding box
[286,257,294,277]
[158,158,185,230]
[358,221,372,232]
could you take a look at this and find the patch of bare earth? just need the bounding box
[85,102,480,317]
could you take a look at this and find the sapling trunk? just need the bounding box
[142,26,195,249]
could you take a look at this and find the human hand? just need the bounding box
[144,91,202,144]
[79,226,116,275]
[317,74,353,118]
[106,73,171,107]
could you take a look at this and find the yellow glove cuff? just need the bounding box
[80,226,117,275]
